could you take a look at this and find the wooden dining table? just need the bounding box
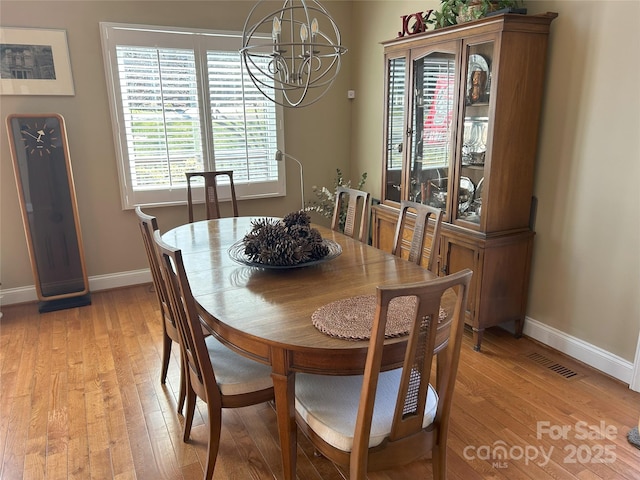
[162,216,439,480]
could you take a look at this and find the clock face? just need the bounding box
[17,117,61,158]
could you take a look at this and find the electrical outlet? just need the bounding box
[347,90,355,99]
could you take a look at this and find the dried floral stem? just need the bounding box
[304,169,367,229]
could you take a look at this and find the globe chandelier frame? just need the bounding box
[240,0,347,108]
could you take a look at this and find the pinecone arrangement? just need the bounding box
[242,211,330,266]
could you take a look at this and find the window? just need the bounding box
[100,23,284,209]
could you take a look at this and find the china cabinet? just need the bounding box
[371,12,557,350]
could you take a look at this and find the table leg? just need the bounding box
[271,349,296,480]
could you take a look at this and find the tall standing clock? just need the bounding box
[6,113,90,312]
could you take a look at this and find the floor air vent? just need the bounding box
[526,352,579,379]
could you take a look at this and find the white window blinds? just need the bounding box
[386,57,406,171]
[416,54,455,168]
[116,46,203,189]
[207,51,278,183]
[100,23,284,209]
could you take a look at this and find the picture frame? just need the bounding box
[0,27,75,96]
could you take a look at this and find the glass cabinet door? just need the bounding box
[409,51,456,212]
[456,41,494,225]
[384,56,406,203]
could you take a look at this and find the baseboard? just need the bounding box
[0,269,152,306]
[521,316,634,385]
[631,333,640,392]
[1,271,635,388]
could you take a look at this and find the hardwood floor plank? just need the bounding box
[1,394,31,480]
[120,381,162,480]
[1,285,639,480]
[445,443,487,480]
[25,315,51,464]
[145,409,184,480]
[84,385,112,479]
[223,406,275,479]
[88,448,113,480]
[0,305,28,377]
[67,435,90,480]
[160,400,201,469]
[67,309,91,480]
[237,403,282,476]
[0,367,17,476]
[47,372,69,455]
[12,310,39,399]
[46,451,68,480]
[23,450,45,480]
[99,368,136,478]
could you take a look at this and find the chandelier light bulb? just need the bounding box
[272,16,281,41]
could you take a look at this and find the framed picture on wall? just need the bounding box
[0,27,75,95]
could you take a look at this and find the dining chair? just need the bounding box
[153,230,275,480]
[331,186,372,243]
[295,268,472,480]
[135,206,186,413]
[392,200,444,274]
[186,170,239,223]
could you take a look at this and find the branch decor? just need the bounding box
[305,169,367,230]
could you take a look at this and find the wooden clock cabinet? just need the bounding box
[371,12,558,350]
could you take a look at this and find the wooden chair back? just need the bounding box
[135,207,167,318]
[392,200,443,273]
[153,230,215,407]
[186,170,238,222]
[134,207,184,408]
[153,230,274,479]
[331,186,372,243]
[352,268,472,478]
[295,269,472,479]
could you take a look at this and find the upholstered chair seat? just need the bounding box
[295,370,438,451]
[204,335,273,396]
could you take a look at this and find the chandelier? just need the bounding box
[241,0,347,108]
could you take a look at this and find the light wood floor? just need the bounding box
[1,284,638,479]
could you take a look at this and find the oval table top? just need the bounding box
[162,216,439,372]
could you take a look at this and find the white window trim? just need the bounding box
[100,22,285,209]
